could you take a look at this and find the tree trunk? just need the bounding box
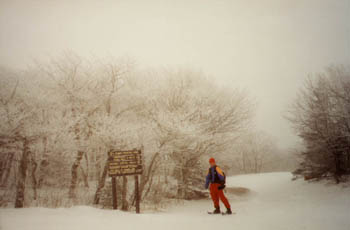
[347,150,350,173]
[84,152,89,185]
[142,173,155,200]
[38,136,49,188]
[31,158,38,200]
[0,154,6,181]
[1,153,14,187]
[131,152,159,205]
[93,159,108,205]
[80,166,89,188]
[140,152,159,196]
[164,166,168,184]
[334,153,340,184]
[15,138,29,208]
[95,152,102,181]
[69,151,84,199]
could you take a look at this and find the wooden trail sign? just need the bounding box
[108,149,143,176]
[108,149,143,213]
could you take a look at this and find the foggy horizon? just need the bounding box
[1,0,350,149]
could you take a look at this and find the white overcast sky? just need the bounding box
[1,0,349,149]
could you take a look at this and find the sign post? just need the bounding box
[135,175,140,213]
[108,149,143,213]
[111,177,117,209]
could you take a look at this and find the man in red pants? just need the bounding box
[205,158,232,214]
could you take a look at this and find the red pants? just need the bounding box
[210,183,230,209]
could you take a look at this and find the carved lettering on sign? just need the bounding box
[108,149,143,176]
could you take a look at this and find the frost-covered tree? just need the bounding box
[229,131,278,174]
[0,66,54,207]
[288,65,350,183]
[129,70,254,199]
[0,55,255,208]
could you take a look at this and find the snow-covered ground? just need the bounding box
[1,172,349,230]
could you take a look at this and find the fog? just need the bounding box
[1,0,349,149]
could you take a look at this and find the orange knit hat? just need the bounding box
[209,158,215,164]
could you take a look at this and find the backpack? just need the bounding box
[209,166,226,185]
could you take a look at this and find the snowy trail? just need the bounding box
[1,172,350,230]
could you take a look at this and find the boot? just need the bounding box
[213,207,221,214]
[225,208,232,215]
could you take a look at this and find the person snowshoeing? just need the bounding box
[205,157,232,214]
